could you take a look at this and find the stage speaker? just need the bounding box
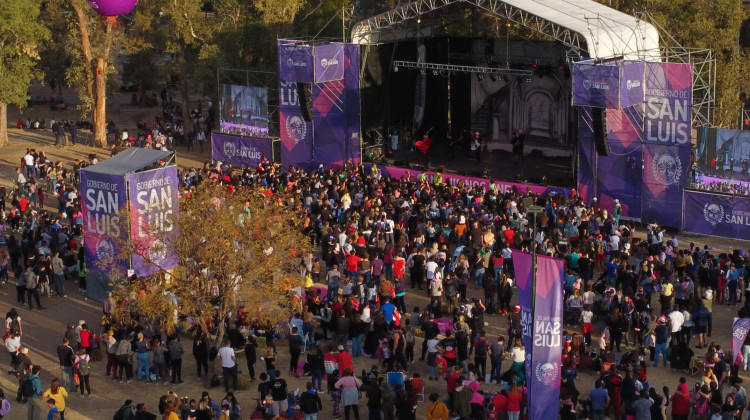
[297,82,314,122]
[592,107,609,156]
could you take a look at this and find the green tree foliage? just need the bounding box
[0,0,49,146]
[614,0,750,127]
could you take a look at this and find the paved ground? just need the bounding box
[2,88,750,419]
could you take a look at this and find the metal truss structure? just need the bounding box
[351,0,588,54]
[392,60,534,76]
[350,0,716,127]
[635,12,716,127]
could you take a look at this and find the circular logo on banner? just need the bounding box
[223,140,236,158]
[535,362,558,386]
[96,239,115,263]
[703,203,724,226]
[148,239,168,264]
[285,115,307,145]
[651,152,682,186]
[583,79,591,90]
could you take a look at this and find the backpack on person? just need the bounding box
[113,406,127,420]
[0,397,10,418]
[19,375,34,400]
[405,329,415,345]
[475,338,488,358]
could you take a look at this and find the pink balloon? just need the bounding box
[87,0,138,16]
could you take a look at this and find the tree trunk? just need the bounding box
[0,103,8,147]
[94,57,107,147]
[179,43,191,134]
[93,19,114,148]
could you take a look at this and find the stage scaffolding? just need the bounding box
[350,0,716,128]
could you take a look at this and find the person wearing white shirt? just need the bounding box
[668,309,685,344]
[217,340,238,393]
[425,259,438,281]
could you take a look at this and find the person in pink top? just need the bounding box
[335,368,362,420]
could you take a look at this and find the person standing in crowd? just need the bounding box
[56,338,75,392]
[23,265,43,310]
[42,378,68,419]
[217,339,238,393]
[74,348,91,398]
[168,334,184,384]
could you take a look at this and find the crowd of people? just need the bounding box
[1,136,750,420]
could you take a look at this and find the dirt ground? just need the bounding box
[1,86,749,419]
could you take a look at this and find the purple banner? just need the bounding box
[313,80,347,165]
[642,62,692,227]
[620,61,645,108]
[572,62,620,108]
[345,44,361,165]
[683,190,750,240]
[733,318,750,366]
[577,111,597,204]
[81,171,127,278]
[512,251,565,420]
[314,43,345,83]
[365,164,571,196]
[644,62,692,145]
[596,107,644,219]
[211,133,273,168]
[127,167,179,277]
[278,40,313,83]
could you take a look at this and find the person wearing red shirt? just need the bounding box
[446,368,461,394]
[337,345,353,374]
[345,253,361,280]
[79,323,94,355]
[671,381,691,420]
[506,382,524,420]
[19,197,29,213]
[392,255,406,280]
[503,227,515,245]
[490,392,507,418]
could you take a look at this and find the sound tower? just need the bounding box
[297,82,314,122]
[592,107,609,156]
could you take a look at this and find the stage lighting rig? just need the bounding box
[392,60,533,77]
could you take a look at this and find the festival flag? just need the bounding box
[511,250,565,420]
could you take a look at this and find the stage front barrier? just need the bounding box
[365,164,571,196]
[683,190,750,240]
[212,133,274,168]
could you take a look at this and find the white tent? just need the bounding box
[351,0,660,61]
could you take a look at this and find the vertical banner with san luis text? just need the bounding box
[643,62,692,227]
[512,250,564,420]
[81,170,127,294]
[127,166,179,277]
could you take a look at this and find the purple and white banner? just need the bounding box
[642,62,692,227]
[733,318,750,366]
[644,62,692,145]
[683,190,750,240]
[572,62,620,108]
[364,164,571,196]
[620,61,645,108]
[512,250,564,420]
[127,167,179,277]
[212,133,273,168]
[314,43,345,83]
[278,40,313,83]
[81,171,127,277]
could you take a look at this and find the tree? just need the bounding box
[66,0,121,147]
[0,0,49,147]
[110,182,312,348]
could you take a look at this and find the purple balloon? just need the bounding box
[87,0,138,16]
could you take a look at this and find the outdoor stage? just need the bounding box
[382,142,575,187]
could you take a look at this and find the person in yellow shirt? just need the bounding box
[427,392,449,420]
[661,279,674,315]
[42,378,68,419]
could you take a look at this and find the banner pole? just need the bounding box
[527,206,544,420]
